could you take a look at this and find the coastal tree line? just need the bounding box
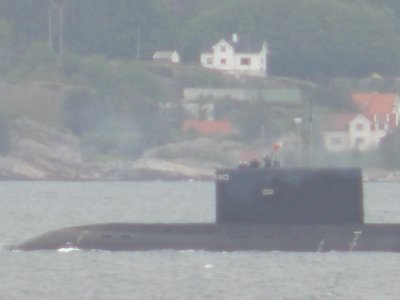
[0,0,399,79]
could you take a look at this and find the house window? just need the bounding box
[356,123,364,131]
[240,58,251,65]
[220,45,226,52]
[220,58,226,65]
[331,137,342,145]
[355,137,364,145]
[207,57,213,65]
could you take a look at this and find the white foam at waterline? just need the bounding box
[179,249,195,253]
[1,243,17,252]
[57,247,80,253]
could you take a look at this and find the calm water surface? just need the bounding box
[1,181,400,300]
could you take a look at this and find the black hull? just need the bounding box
[10,223,400,252]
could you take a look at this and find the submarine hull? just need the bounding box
[10,223,400,252]
[11,168,400,253]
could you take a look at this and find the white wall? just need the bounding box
[171,52,180,63]
[323,115,386,153]
[348,115,374,151]
[200,40,267,76]
[183,88,245,101]
[323,132,351,152]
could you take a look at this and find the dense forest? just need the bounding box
[0,0,400,79]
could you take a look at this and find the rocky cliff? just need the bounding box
[2,117,398,181]
[0,118,245,180]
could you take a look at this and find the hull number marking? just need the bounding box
[216,174,230,181]
[262,189,274,196]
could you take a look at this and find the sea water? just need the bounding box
[1,181,400,300]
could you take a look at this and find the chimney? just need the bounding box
[232,33,239,43]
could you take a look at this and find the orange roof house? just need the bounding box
[352,93,399,129]
[322,93,400,152]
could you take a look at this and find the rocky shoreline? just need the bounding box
[0,118,232,181]
[0,158,217,181]
[1,118,399,182]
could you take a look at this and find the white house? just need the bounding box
[323,114,371,152]
[200,34,268,77]
[153,51,180,64]
[323,114,394,152]
[323,92,400,152]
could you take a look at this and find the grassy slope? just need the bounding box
[0,61,314,127]
[0,80,70,128]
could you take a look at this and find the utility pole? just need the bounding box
[294,118,302,166]
[136,26,141,61]
[48,0,65,56]
[58,0,64,56]
[309,97,313,167]
[48,0,54,50]
[257,89,266,153]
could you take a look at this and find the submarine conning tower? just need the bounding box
[215,168,364,225]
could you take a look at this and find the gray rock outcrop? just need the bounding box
[0,118,246,180]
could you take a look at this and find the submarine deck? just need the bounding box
[11,223,400,252]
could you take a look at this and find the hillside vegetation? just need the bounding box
[0,57,313,157]
[0,0,399,79]
[1,0,400,177]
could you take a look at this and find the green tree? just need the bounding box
[0,20,14,74]
[63,0,176,59]
[380,128,400,168]
[0,0,48,50]
[0,111,10,155]
[62,88,114,136]
[21,41,58,70]
[181,0,400,79]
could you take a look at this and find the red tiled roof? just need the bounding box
[325,112,397,131]
[352,93,398,129]
[324,114,358,131]
[182,120,233,135]
[352,93,397,115]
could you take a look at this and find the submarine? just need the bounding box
[10,167,400,252]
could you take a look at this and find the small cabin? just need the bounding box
[153,51,180,64]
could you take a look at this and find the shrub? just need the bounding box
[0,112,10,155]
[77,55,115,89]
[60,53,82,79]
[80,126,143,158]
[21,41,57,72]
[62,88,113,135]
[380,128,400,169]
